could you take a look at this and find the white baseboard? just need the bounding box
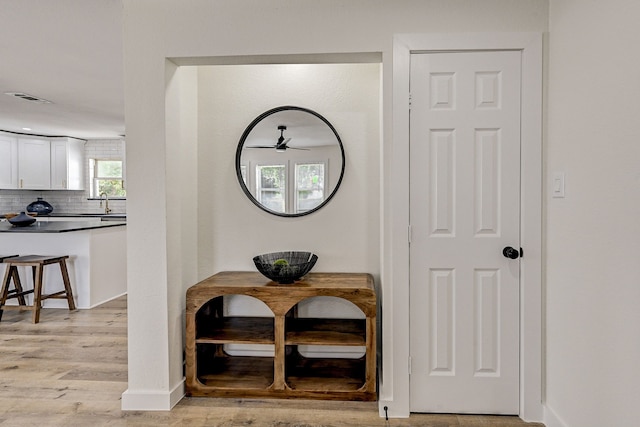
[378,400,410,418]
[121,379,185,411]
[544,404,569,427]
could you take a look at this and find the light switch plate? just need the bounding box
[552,172,565,198]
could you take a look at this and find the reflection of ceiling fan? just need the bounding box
[248,125,309,151]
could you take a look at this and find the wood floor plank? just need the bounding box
[0,296,545,427]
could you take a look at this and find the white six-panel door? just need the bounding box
[409,51,522,414]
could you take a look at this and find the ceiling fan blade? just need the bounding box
[246,145,276,149]
[276,137,292,149]
[288,147,311,151]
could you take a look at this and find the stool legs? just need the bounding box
[59,259,76,311]
[32,264,43,324]
[0,256,76,324]
[11,268,27,305]
[0,265,30,321]
[30,260,76,324]
[1,266,27,305]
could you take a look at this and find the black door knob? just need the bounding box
[503,246,521,259]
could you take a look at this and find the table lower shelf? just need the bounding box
[197,354,274,389]
[190,350,374,400]
[285,353,367,392]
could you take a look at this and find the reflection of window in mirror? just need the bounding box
[295,162,326,214]
[253,162,327,214]
[89,158,126,198]
[240,165,247,185]
[256,164,286,213]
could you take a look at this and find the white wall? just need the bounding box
[545,1,640,426]
[121,0,548,414]
[197,63,380,276]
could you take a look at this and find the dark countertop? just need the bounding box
[46,212,126,219]
[0,220,126,233]
[1,212,126,220]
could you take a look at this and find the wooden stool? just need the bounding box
[0,255,76,323]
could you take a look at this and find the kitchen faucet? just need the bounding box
[99,192,112,214]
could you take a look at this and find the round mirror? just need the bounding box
[235,106,345,217]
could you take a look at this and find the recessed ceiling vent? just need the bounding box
[4,92,52,104]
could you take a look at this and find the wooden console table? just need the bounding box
[185,271,377,401]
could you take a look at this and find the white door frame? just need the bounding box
[379,33,542,421]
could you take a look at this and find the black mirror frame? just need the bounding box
[235,106,346,217]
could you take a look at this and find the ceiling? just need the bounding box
[0,0,124,140]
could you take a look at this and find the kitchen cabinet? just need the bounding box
[185,271,377,401]
[0,134,18,189]
[51,138,85,190]
[18,138,50,189]
[0,133,85,190]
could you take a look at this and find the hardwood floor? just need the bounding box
[0,297,545,426]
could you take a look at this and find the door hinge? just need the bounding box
[409,92,412,109]
[408,356,412,375]
[408,224,412,244]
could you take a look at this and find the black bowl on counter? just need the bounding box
[253,251,318,284]
[8,211,37,227]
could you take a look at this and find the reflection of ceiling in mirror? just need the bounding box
[244,109,338,149]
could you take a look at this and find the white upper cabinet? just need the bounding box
[18,138,51,189]
[0,133,85,190]
[0,134,19,189]
[51,138,85,190]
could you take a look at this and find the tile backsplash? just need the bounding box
[0,139,126,215]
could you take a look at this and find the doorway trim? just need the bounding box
[380,33,542,421]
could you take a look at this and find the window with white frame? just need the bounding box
[240,164,247,185]
[295,162,325,213]
[90,159,126,198]
[256,164,286,213]
[253,161,326,214]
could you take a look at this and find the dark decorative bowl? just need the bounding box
[253,251,318,284]
[27,197,53,215]
[8,211,37,227]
